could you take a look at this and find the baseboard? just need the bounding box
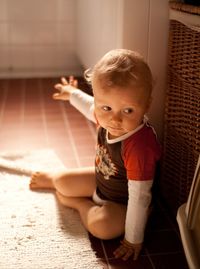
[0,68,83,79]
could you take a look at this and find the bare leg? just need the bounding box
[30,167,127,240]
[56,191,127,240]
[30,166,96,197]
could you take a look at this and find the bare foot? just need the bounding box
[29,171,55,190]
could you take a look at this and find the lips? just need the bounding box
[108,126,122,131]
[107,126,125,135]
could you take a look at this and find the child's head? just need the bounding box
[85,49,153,102]
[85,49,153,138]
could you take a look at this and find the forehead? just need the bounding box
[93,79,147,106]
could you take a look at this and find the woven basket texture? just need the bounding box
[170,2,200,15]
[161,19,200,215]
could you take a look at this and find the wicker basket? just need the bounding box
[170,2,200,15]
[169,20,200,86]
[161,19,200,215]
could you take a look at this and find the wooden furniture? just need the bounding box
[161,3,200,216]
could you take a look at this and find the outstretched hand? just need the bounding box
[113,239,142,261]
[53,76,78,101]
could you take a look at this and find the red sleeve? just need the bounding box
[122,127,161,181]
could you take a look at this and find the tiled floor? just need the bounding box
[0,77,189,269]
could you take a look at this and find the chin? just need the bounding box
[108,129,127,138]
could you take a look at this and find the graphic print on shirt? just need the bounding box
[95,144,118,180]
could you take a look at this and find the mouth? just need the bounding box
[107,126,122,131]
[107,126,125,135]
[106,126,126,138]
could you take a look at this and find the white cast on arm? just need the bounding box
[69,89,95,123]
[125,180,153,244]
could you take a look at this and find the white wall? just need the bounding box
[0,0,82,78]
[146,0,169,140]
[76,0,124,69]
[122,0,150,58]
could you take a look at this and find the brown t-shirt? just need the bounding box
[95,125,161,204]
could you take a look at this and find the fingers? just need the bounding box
[133,247,140,260]
[113,244,127,258]
[122,249,134,261]
[69,75,74,85]
[113,240,142,261]
[52,92,69,101]
[114,245,133,261]
[52,84,63,99]
[61,76,78,87]
[54,83,63,92]
[73,79,78,88]
[52,76,77,101]
[69,75,78,88]
[54,76,78,91]
[61,77,68,85]
[52,93,61,99]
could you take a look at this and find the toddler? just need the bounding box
[30,49,161,261]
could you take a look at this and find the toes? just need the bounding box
[30,171,40,187]
[29,171,54,190]
[31,171,41,179]
[33,171,40,176]
[31,171,38,177]
[29,182,36,189]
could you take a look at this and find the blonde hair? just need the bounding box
[85,49,153,99]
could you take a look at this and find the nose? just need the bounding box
[110,112,122,123]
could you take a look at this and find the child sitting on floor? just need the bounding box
[30,49,161,261]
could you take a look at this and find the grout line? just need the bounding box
[145,248,156,269]
[38,79,50,147]
[0,80,8,126]
[100,241,112,269]
[59,102,81,167]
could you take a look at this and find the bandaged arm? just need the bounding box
[125,179,153,244]
[69,89,95,123]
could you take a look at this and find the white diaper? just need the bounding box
[92,189,107,206]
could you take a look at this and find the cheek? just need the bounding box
[123,114,143,129]
[123,119,135,129]
[95,110,108,124]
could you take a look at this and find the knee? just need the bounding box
[88,219,113,240]
[88,211,124,240]
[53,173,72,196]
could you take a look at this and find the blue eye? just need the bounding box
[123,108,134,114]
[102,106,112,111]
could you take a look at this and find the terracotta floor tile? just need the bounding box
[79,157,94,167]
